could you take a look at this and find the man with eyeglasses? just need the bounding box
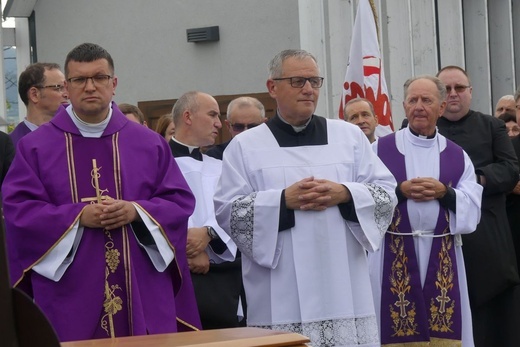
[437,65,520,346]
[214,49,397,347]
[2,43,201,341]
[206,96,265,160]
[10,62,69,148]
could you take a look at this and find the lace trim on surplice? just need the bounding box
[230,193,257,258]
[365,183,394,236]
[252,316,379,347]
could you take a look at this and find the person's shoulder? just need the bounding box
[124,120,163,140]
[470,110,508,129]
[10,121,30,136]
[326,117,367,137]
[326,117,356,129]
[202,153,222,165]
[469,109,495,122]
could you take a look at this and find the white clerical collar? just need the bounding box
[277,112,312,132]
[405,126,439,148]
[23,119,39,132]
[67,104,112,138]
[171,137,199,153]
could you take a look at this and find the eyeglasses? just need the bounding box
[67,75,112,88]
[231,123,260,132]
[445,85,470,94]
[37,84,65,92]
[272,76,324,89]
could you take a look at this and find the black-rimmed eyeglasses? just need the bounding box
[272,76,324,89]
[67,75,112,88]
[231,123,260,132]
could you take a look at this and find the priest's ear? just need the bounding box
[183,109,192,125]
[28,86,41,104]
[267,79,277,98]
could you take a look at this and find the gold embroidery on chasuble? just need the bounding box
[387,208,420,338]
[429,212,457,335]
[66,133,130,338]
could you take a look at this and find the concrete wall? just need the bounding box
[8,0,520,128]
[31,0,300,107]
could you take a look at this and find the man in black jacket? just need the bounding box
[437,65,520,347]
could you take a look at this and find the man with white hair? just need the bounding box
[495,94,516,117]
[205,96,265,160]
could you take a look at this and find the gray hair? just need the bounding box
[499,94,515,102]
[227,96,265,120]
[403,75,447,101]
[172,91,200,126]
[268,49,318,78]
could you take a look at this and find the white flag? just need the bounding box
[339,0,394,135]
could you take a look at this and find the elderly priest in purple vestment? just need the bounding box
[214,49,397,347]
[370,75,482,346]
[1,43,201,342]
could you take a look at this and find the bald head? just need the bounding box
[172,91,222,147]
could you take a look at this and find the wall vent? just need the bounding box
[186,26,220,43]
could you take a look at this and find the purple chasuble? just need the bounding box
[377,133,463,346]
[9,121,32,149]
[2,103,201,341]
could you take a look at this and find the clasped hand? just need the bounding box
[80,199,138,230]
[186,227,211,258]
[400,177,447,202]
[285,176,351,211]
[186,227,211,274]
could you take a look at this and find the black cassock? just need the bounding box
[438,110,520,346]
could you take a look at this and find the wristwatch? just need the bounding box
[206,226,218,240]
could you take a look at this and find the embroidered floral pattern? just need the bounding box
[365,183,394,236]
[230,193,256,258]
[253,316,379,346]
[387,209,420,337]
[429,234,456,333]
[101,231,122,337]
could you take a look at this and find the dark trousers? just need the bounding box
[191,257,246,330]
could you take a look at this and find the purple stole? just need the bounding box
[377,133,463,346]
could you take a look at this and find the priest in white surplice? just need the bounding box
[214,49,397,347]
[169,91,241,329]
[370,75,482,346]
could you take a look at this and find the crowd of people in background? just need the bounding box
[1,43,520,347]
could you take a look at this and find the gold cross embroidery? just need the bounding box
[395,292,410,318]
[81,159,112,203]
[436,288,451,313]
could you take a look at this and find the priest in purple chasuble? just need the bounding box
[1,43,201,342]
[369,75,482,346]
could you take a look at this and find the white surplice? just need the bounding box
[176,154,237,263]
[369,128,482,347]
[214,118,397,347]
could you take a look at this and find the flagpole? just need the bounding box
[368,0,379,46]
